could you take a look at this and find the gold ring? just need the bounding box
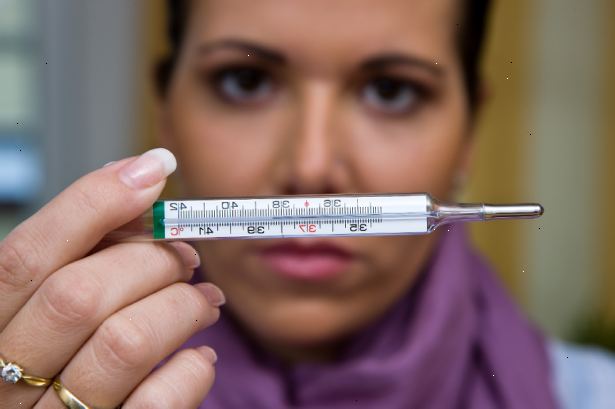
[53,377,94,409]
[0,356,53,387]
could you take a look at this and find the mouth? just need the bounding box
[258,240,356,281]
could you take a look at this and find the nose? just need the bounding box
[284,82,340,195]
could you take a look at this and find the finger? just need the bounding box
[122,346,217,409]
[35,282,223,409]
[0,148,176,328]
[34,347,216,409]
[0,241,199,408]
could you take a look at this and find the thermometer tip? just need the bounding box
[537,204,545,216]
[483,203,544,220]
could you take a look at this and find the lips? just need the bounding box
[258,240,355,281]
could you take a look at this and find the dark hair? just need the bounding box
[156,0,492,109]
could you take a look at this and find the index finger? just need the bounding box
[0,148,177,328]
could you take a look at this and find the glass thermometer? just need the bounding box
[105,193,543,242]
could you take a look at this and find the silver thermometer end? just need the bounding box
[482,204,544,220]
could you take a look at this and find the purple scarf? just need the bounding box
[182,225,559,408]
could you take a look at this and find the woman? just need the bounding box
[1,0,614,408]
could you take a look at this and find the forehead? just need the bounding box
[187,0,461,63]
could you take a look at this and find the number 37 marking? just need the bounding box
[299,224,317,233]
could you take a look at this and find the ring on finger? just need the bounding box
[53,376,95,409]
[52,377,124,409]
[0,356,53,387]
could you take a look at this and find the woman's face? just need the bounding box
[162,0,474,357]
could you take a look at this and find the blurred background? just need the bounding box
[0,0,613,345]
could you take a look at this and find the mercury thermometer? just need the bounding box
[105,193,543,242]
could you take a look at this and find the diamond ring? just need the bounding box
[0,356,53,387]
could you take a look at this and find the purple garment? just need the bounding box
[181,225,559,409]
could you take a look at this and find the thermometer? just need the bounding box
[105,193,543,242]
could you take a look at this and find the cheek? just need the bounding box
[167,97,292,196]
[346,87,469,198]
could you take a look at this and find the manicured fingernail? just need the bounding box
[168,242,201,269]
[196,283,226,307]
[198,346,218,365]
[119,148,177,189]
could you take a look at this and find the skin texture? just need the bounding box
[162,0,476,363]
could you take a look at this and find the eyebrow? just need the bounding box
[196,39,287,64]
[195,40,443,77]
[360,54,444,77]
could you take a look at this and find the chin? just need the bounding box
[236,299,360,348]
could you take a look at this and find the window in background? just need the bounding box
[0,0,42,236]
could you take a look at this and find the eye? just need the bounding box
[360,77,422,115]
[210,66,273,104]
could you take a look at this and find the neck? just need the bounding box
[225,307,349,365]
[260,339,347,366]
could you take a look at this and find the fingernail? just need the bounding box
[103,160,116,168]
[198,346,218,365]
[119,148,177,189]
[168,242,201,269]
[196,283,226,307]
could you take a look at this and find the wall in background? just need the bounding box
[465,0,615,337]
[0,0,42,236]
[602,1,615,323]
[40,0,141,203]
[524,0,611,337]
[462,0,531,303]
[0,0,142,238]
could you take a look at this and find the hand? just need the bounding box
[0,149,223,409]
